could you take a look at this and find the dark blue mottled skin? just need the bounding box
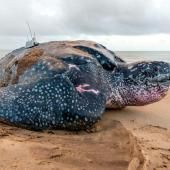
[0,40,169,130]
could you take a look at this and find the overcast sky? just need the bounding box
[0,0,170,50]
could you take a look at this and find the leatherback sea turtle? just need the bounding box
[0,40,169,130]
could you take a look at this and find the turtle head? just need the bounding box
[108,61,170,108]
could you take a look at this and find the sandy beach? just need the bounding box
[1,0,170,168]
[0,93,169,170]
[111,92,170,170]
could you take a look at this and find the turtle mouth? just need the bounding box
[151,62,170,87]
[151,74,170,86]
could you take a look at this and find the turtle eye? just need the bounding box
[143,70,151,77]
[154,67,158,72]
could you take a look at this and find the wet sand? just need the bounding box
[0,94,169,169]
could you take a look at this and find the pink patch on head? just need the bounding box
[76,84,99,95]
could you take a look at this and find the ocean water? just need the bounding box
[0,50,170,63]
[0,50,10,59]
[115,51,170,63]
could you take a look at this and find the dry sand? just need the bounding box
[0,94,169,170]
[111,92,170,170]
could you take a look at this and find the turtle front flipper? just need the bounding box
[0,75,106,130]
